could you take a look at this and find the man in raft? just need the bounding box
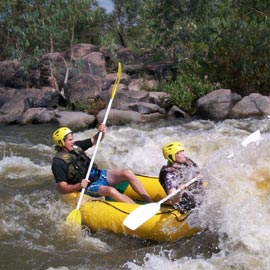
[51,124,153,203]
[159,141,205,213]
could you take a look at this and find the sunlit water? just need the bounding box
[1,117,270,270]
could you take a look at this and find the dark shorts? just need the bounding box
[85,169,110,197]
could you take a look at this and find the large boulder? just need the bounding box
[65,73,104,104]
[97,109,142,125]
[196,89,241,120]
[98,90,150,109]
[53,111,96,129]
[0,43,268,128]
[81,52,107,77]
[0,60,25,88]
[39,53,67,90]
[21,108,56,124]
[103,72,130,90]
[119,102,166,114]
[0,86,60,124]
[230,93,270,118]
[62,43,98,60]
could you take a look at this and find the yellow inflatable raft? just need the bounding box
[62,175,200,241]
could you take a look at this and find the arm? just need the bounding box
[166,179,200,205]
[166,187,184,204]
[91,123,106,146]
[57,179,90,194]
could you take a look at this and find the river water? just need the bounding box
[1,117,270,270]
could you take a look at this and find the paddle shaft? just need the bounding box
[157,131,259,206]
[75,130,103,210]
[123,176,199,230]
[123,130,262,231]
[75,63,121,211]
[158,176,199,206]
[154,130,260,210]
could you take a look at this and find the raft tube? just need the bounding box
[62,174,200,241]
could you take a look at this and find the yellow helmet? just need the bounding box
[162,141,184,163]
[52,127,72,147]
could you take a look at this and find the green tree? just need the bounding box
[105,0,142,47]
[0,0,103,60]
[204,0,270,94]
[133,0,269,94]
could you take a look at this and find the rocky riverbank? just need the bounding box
[0,44,269,130]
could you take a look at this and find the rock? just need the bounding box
[0,87,17,105]
[81,52,107,77]
[119,102,166,114]
[65,73,104,104]
[21,108,56,124]
[141,112,166,122]
[0,87,61,124]
[167,105,189,119]
[230,93,270,118]
[0,43,268,128]
[128,79,144,91]
[195,89,241,120]
[39,53,67,90]
[62,43,98,60]
[0,60,25,88]
[148,91,170,105]
[98,90,150,109]
[53,111,96,129]
[123,63,145,75]
[116,47,138,63]
[103,73,130,90]
[97,109,142,125]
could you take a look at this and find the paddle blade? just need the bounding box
[65,209,82,228]
[111,62,122,100]
[123,202,160,230]
[241,130,261,147]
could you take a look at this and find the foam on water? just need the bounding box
[0,156,50,179]
[1,119,270,270]
[124,132,270,270]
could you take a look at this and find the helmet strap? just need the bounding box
[168,154,174,163]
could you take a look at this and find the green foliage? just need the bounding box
[86,99,107,115]
[103,0,143,48]
[0,0,102,61]
[203,4,270,94]
[160,71,214,114]
[132,0,270,96]
[0,0,269,103]
[72,99,106,115]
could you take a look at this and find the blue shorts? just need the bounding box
[85,169,110,197]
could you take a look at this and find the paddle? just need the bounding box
[65,62,122,227]
[123,177,199,230]
[123,129,262,231]
[241,129,261,147]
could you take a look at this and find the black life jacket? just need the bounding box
[54,146,100,185]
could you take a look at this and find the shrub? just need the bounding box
[160,71,214,114]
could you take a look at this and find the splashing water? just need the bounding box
[1,119,270,270]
